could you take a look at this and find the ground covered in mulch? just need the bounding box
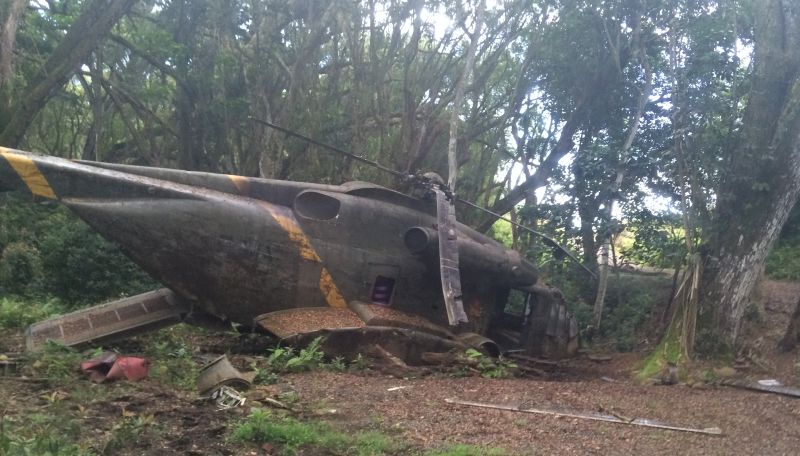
[1,279,799,455]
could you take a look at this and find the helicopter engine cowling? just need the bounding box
[403,226,537,288]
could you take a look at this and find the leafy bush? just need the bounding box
[765,241,800,280]
[38,215,155,306]
[0,242,42,295]
[0,193,156,306]
[464,348,517,379]
[0,297,64,329]
[765,204,800,280]
[598,274,667,351]
[264,337,326,373]
[142,326,199,390]
[25,341,82,381]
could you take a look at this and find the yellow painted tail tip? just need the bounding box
[1,150,57,199]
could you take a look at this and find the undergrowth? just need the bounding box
[464,348,517,379]
[25,341,82,381]
[765,241,800,280]
[425,444,510,456]
[253,337,363,384]
[0,415,87,456]
[140,326,200,390]
[0,297,64,329]
[230,409,405,455]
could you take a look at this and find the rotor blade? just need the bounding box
[456,197,597,280]
[249,117,408,180]
[435,187,468,326]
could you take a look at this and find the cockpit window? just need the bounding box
[504,289,530,317]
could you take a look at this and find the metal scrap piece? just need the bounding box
[211,385,246,410]
[445,398,723,436]
[197,355,252,395]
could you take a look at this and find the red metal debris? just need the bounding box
[80,351,149,383]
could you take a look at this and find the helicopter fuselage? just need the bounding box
[1,148,576,357]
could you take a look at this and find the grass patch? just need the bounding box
[1,405,88,456]
[425,444,510,456]
[230,409,405,455]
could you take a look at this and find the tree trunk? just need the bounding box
[0,0,27,90]
[0,0,136,147]
[447,0,484,192]
[593,32,653,327]
[701,0,800,345]
[778,297,800,351]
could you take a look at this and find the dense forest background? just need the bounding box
[2,0,800,360]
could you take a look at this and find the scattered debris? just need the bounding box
[713,366,737,378]
[210,385,246,410]
[717,379,800,399]
[757,379,782,387]
[0,353,22,376]
[197,355,253,395]
[600,376,617,383]
[587,354,613,362]
[445,398,723,436]
[507,354,559,367]
[80,351,148,383]
[261,397,290,409]
[387,386,411,391]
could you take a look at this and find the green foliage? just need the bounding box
[598,275,666,351]
[230,409,404,455]
[0,297,64,329]
[142,327,199,390]
[103,414,158,454]
[37,214,155,306]
[265,337,325,373]
[620,212,686,269]
[464,349,517,379]
[351,353,369,371]
[253,337,354,385]
[26,341,82,381]
[0,242,42,295]
[425,445,509,456]
[638,315,684,381]
[765,241,800,280]
[0,194,156,306]
[328,356,347,373]
[0,416,87,456]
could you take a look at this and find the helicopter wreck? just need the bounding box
[1,146,578,362]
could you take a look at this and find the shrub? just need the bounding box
[0,241,42,295]
[0,297,64,329]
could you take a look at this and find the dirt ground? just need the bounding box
[1,279,799,455]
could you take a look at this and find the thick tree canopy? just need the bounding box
[2,0,800,349]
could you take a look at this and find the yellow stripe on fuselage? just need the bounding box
[255,201,348,309]
[0,148,57,199]
[227,174,250,195]
[319,268,348,309]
